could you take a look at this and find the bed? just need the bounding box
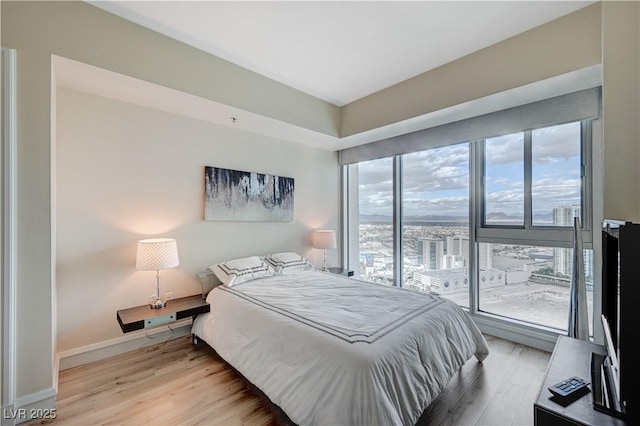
[192,267,489,426]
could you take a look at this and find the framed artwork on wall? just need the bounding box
[204,166,294,222]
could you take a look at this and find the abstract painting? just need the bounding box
[204,166,294,221]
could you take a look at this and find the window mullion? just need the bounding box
[393,156,403,287]
[581,121,593,232]
[478,140,486,229]
[470,141,482,314]
[524,131,533,229]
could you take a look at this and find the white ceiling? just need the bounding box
[90,1,594,107]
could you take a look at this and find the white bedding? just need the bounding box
[192,270,489,426]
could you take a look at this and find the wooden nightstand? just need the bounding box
[116,294,210,333]
[327,267,354,277]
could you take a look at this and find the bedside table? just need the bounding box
[116,294,210,333]
[326,267,354,277]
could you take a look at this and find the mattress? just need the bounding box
[192,269,489,426]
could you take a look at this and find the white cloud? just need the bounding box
[357,124,583,216]
[485,133,523,164]
[532,122,581,164]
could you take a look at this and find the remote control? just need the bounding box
[548,376,590,398]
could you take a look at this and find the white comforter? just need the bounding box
[192,270,489,426]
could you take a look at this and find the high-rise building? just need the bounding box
[421,238,444,270]
[584,250,594,282]
[445,235,459,256]
[458,235,492,269]
[553,206,581,276]
[554,246,572,277]
[443,254,457,269]
[479,243,493,269]
[553,205,581,227]
[416,240,424,265]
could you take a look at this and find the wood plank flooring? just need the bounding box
[26,334,550,426]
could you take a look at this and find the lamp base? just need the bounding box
[149,298,166,309]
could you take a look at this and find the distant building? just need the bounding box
[445,235,458,256]
[553,206,580,276]
[421,237,444,270]
[425,267,504,294]
[554,246,572,277]
[584,250,593,282]
[443,254,457,269]
[553,205,581,227]
[416,240,424,265]
[412,272,438,292]
[479,243,493,270]
[551,205,593,280]
[457,235,492,269]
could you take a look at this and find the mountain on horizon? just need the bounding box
[360,211,554,224]
[360,213,468,223]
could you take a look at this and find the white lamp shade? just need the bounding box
[313,230,336,249]
[136,238,180,271]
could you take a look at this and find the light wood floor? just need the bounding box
[27,334,550,426]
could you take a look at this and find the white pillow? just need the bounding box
[264,252,314,274]
[209,256,276,287]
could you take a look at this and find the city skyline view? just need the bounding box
[357,218,594,331]
[355,121,591,332]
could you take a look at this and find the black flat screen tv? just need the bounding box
[601,221,639,423]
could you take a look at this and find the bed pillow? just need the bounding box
[209,256,277,287]
[264,252,314,274]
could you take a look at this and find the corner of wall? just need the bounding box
[10,388,57,425]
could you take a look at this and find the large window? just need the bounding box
[347,118,594,333]
[357,157,394,285]
[402,145,470,308]
[477,122,593,331]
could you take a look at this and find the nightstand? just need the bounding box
[326,267,354,277]
[116,294,210,333]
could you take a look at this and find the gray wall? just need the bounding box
[56,88,338,353]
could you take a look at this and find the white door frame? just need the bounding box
[2,46,17,424]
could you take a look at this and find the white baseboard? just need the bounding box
[473,314,559,352]
[1,387,56,425]
[58,320,193,371]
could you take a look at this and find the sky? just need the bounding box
[358,121,582,219]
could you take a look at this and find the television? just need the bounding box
[599,221,640,423]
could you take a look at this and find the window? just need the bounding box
[531,122,582,227]
[357,157,394,286]
[402,145,470,307]
[477,243,593,332]
[477,121,593,331]
[345,117,594,335]
[484,133,524,226]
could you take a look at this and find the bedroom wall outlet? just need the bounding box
[165,292,174,300]
[147,295,155,304]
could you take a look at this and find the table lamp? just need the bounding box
[313,230,336,271]
[136,238,180,309]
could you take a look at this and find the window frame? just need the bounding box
[343,114,599,350]
[476,121,593,249]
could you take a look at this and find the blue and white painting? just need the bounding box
[204,166,294,221]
